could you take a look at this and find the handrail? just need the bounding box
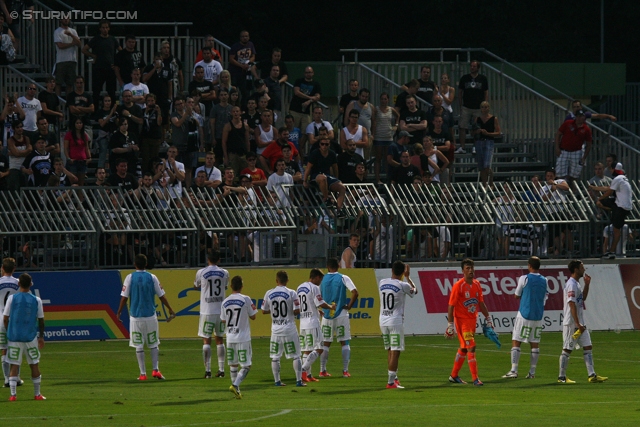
[283,81,330,110]
[6,65,67,105]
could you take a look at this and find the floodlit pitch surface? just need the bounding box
[1,333,638,426]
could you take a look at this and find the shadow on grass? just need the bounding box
[151,399,227,406]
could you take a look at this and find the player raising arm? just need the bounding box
[557,260,608,384]
[445,258,492,386]
[379,261,417,389]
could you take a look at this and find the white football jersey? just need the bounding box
[562,277,584,326]
[262,286,300,335]
[297,281,326,329]
[194,265,229,315]
[0,276,19,314]
[221,293,257,343]
[378,278,415,327]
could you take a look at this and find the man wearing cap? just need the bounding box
[386,131,410,183]
[554,110,592,185]
[591,163,633,259]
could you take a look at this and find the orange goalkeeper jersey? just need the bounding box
[448,278,484,319]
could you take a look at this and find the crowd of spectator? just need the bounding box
[0,17,633,267]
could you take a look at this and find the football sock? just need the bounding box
[302,354,307,369]
[230,366,238,383]
[583,350,595,376]
[451,349,466,377]
[559,350,570,377]
[342,345,351,372]
[136,350,146,375]
[203,344,211,372]
[510,347,521,372]
[303,350,319,373]
[467,351,478,380]
[235,367,250,387]
[293,357,302,382]
[9,375,17,396]
[320,346,330,372]
[32,375,41,397]
[150,347,159,371]
[2,356,9,383]
[216,344,225,373]
[388,370,397,385]
[530,348,540,374]
[271,359,281,383]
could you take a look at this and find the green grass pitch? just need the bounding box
[1,332,639,426]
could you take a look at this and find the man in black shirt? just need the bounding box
[116,90,143,142]
[38,77,63,133]
[457,60,489,153]
[399,95,427,146]
[256,47,288,83]
[35,117,59,156]
[107,158,139,193]
[391,151,421,186]
[337,139,364,184]
[21,138,52,187]
[142,52,172,121]
[66,75,94,124]
[395,79,419,115]
[0,151,9,190]
[82,19,120,109]
[339,79,359,115]
[114,35,146,87]
[303,136,345,212]
[188,66,215,117]
[400,66,436,107]
[140,94,163,174]
[289,67,321,151]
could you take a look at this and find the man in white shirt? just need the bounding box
[163,146,186,200]
[53,18,80,96]
[262,270,305,387]
[221,276,257,399]
[592,163,633,259]
[378,261,417,389]
[17,85,42,143]
[194,250,229,379]
[557,260,607,384]
[266,159,293,207]
[297,269,334,382]
[123,68,149,109]
[193,151,221,189]
[193,46,223,85]
[306,106,334,148]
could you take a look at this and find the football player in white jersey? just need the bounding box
[262,270,305,387]
[221,276,257,399]
[558,260,607,384]
[194,250,229,378]
[378,261,417,389]
[297,269,335,382]
[0,258,22,387]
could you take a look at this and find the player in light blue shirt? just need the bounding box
[117,254,176,381]
[503,256,549,379]
[3,273,45,401]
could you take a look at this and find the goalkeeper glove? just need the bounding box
[572,326,584,340]
[444,322,454,339]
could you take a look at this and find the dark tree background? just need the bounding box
[72,0,640,80]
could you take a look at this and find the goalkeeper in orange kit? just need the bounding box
[445,258,493,386]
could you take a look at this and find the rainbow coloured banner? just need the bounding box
[27,271,129,341]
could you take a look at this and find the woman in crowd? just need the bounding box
[63,117,92,186]
[474,101,501,186]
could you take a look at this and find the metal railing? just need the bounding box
[1,181,639,270]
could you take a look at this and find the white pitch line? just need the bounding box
[154,409,293,427]
[0,400,637,423]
